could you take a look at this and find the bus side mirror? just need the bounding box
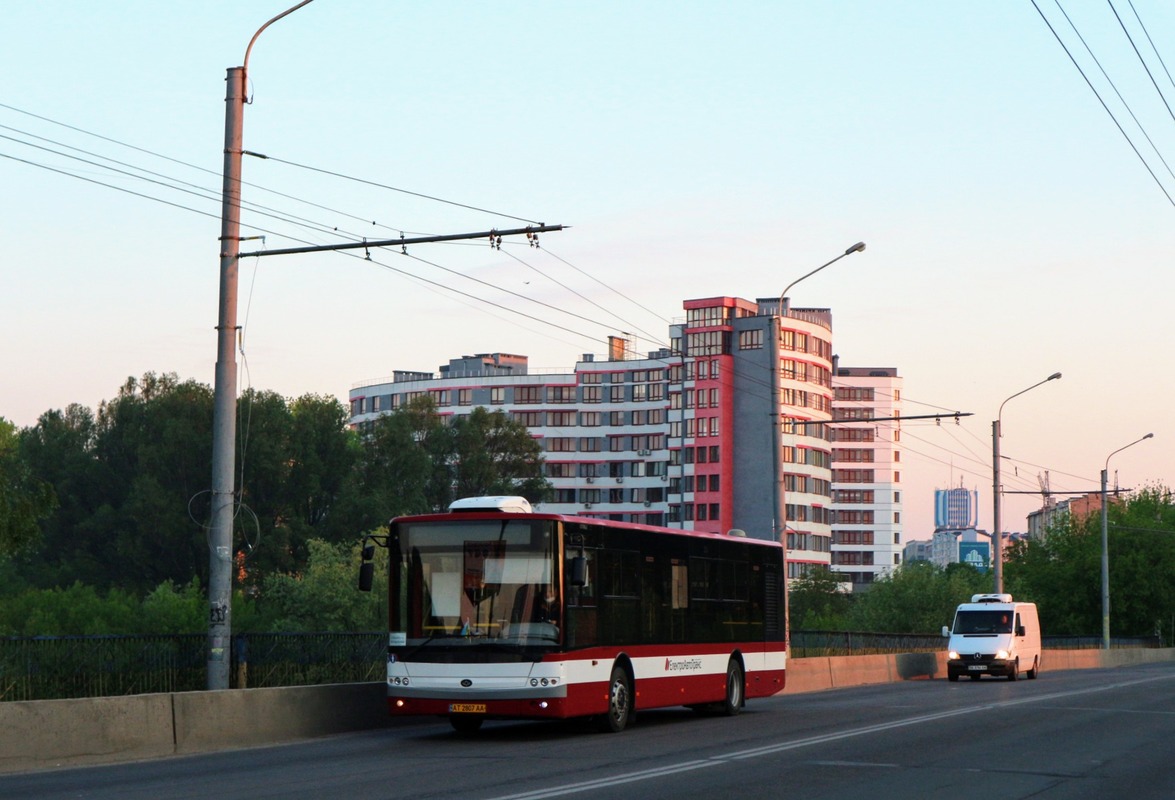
[359,561,375,593]
[570,555,587,588]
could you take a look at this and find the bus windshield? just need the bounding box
[395,518,560,646]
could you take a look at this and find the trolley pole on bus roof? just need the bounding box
[208,2,563,690]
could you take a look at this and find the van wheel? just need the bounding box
[599,665,632,733]
[948,672,959,682]
[1008,660,1019,681]
[721,659,744,716]
[1027,657,1039,679]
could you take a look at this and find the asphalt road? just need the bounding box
[4,662,1174,800]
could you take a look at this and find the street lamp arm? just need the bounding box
[1106,432,1154,472]
[997,372,1062,427]
[778,242,865,310]
[244,0,316,70]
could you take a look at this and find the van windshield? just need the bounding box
[953,610,1013,634]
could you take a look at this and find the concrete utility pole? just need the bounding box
[990,372,1060,596]
[1101,433,1153,650]
[207,1,564,690]
[772,242,865,549]
[208,0,315,691]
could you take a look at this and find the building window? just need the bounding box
[609,386,626,403]
[738,329,763,350]
[582,386,602,403]
[580,411,602,427]
[547,411,577,427]
[458,389,472,406]
[609,411,626,426]
[580,372,602,384]
[580,437,601,452]
[490,387,505,405]
[547,438,576,452]
[547,386,576,404]
[515,386,542,404]
[686,331,730,356]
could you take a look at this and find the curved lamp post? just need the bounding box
[1101,432,1154,649]
[770,242,866,550]
[209,0,315,690]
[992,372,1061,593]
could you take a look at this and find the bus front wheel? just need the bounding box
[599,665,632,733]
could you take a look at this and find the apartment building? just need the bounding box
[830,367,904,588]
[349,296,902,581]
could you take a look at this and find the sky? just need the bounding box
[2,1,1173,541]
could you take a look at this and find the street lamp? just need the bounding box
[991,372,1061,594]
[1101,432,1154,649]
[770,242,866,550]
[208,0,314,691]
[778,242,866,316]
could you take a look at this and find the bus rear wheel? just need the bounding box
[721,659,744,716]
[599,665,632,733]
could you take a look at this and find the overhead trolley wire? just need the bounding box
[1032,0,1175,207]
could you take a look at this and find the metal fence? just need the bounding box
[0,633,386,702]
[1,630,1162,702]
[789,630,1162,658]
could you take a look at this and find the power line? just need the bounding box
[244,150,545,226]
[1032,0,1175,207]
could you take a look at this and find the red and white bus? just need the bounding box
[358,495,787,733]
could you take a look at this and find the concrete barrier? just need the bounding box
[0,693,175,773]
[3,649,1174,774]
[173,683,392,754]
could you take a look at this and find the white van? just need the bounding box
[943,594,1041,682]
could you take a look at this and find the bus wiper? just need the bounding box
[399,634,449,660]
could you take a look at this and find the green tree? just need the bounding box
[259,538,386,632]
[91,373,214,591]
[346,396,439,527]
[0,417,56,555]
[787,567,853,629]
[1006,484,1175,639]
[449,406,550,503]
[15,404,107,587]
[140,578,206,633]
[848,560,988,634]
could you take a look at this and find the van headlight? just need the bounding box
[948,650,959,660]
[996,649,1010,660]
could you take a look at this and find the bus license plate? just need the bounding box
[967,665,986,671]
[450,703,486,714]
